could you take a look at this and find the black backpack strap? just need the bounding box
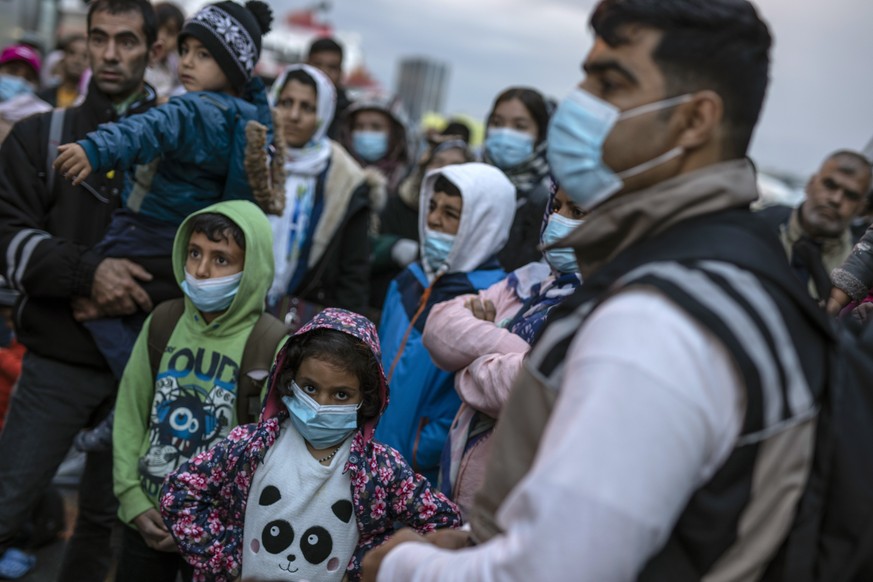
[45,108,65,193]
[146,298,185,381]
[235,313,287,424]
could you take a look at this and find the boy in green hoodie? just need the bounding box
[111,200,286,581]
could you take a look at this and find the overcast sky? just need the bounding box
[275,0,873,178]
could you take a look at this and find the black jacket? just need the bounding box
[498,181,550,272]
[296,179,372,313]
[0,79,157,368]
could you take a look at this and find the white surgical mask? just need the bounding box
[542,213,583,274]
[547,88,692,210]
[181,270,243,313]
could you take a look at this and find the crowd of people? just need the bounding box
[0,0,872,580]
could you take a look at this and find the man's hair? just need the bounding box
[307,37,343,60]
[488,87,550,144]
[280,68,318,95]
[826,149,873,172]
[87,0,158,48]
[434,175,462,198]
[281,328,382,425]
[590,0,772,158]
[154,2,185,32]
[188,213,246,251]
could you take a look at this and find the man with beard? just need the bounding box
[758,150,871,301]
[0,0,159,578]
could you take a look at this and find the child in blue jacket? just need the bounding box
[53,0,279,377]
[375,162,517,483]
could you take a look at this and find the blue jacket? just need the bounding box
[375,260,505,484]
[79,78,273,225]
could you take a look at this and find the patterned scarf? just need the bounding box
[504,262,581,344]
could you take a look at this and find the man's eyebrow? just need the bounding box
[583,59,639,85]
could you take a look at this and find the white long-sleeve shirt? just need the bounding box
[378,288,744,582]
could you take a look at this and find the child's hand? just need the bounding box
[361,528,425,582]
[464,297,496,322]
[424,528,470,549]
[53,143,93,186]
[826,287,851,316]
[133,508,178,553]
[71,297,104,321]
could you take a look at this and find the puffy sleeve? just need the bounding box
[832,225,873,301]
[160,423,260,581]
[79,94,230,173]
[422,280,527,373]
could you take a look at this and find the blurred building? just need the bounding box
[395,57,449,125]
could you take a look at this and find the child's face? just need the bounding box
[178,37,233,93]
[427,191,463,235]
[552,188,587,221]
[185,230,244,280]
[156,23,180,61]
[283,357,362,408]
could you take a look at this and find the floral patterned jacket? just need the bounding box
[160,308,461,581]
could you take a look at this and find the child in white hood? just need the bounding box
[375,162,515,483]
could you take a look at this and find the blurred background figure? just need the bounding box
[339,92,412,193]
[481,86,552,271]
[37,33,87,107]
[0,43,50,143]
[144,2,185,99]
[305,36,350,139]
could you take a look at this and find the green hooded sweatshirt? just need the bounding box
[113,200,280,525]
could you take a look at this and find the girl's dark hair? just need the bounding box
[433,175,461,198]
[154,2,184,31]
[281,68,318,96]
[487,87,550,144]
[189,213,245,250]
[281,328,382,425]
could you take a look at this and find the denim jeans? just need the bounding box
[114,526,193,582]
[0,351,118,582]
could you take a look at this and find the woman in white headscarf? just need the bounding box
[267,64,385,330]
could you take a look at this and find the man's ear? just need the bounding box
[675,90,723,151]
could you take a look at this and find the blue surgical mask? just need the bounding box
[283,381,360,449]
[542,213,583,274]
[0,74,33,102]
[422,228,455,272]
[181,270,243,313]
[352,130,389,162]
[547,88,692,210]
[485,127,535,169]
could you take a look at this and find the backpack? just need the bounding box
[146,298,288,425]
[764,317,873,582]
[543,209,873,581]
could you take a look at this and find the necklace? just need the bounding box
[317,444,343,464]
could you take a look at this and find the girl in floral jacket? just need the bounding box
[160,308,460,581]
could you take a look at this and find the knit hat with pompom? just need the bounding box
[179,0,273,89]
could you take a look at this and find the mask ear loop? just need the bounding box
[612,94,694,181]
[617,93,694,122]
[617,147,685,180]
